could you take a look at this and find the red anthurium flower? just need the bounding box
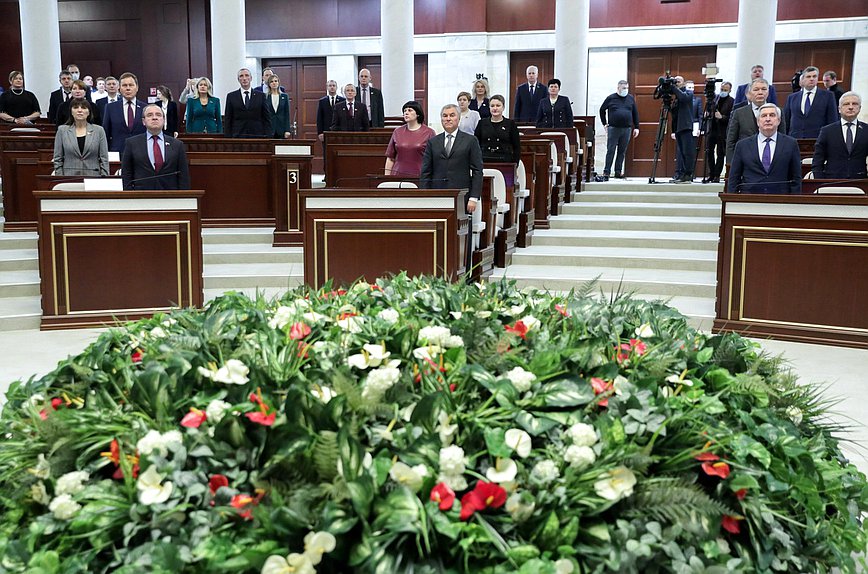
[289,321,311,340]
[735,488,748,500]
[181,407,207,428]
[246,411,276,426]
[296,341,310,358]
[459,481,507,521]
[131,349,143,363]
[701,461,731,479]
[555,304,569,317]
[721,514,743,534]
[337,312,356,321]
[231,493,255,520]
[504,320,529,339]
[694,452,719,462]
[629,339,648,356]
[590,377,613,407]
[51,397,64,410]
[209,474,229,495]
[100,439,139,479]
[430,482,456,511]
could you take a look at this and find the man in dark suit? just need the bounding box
[47,70,73,124]
[513,65,546,123]
[726,78,787,164]
[122,104,190,190]
[420,103,483,212]
[253,67,285,94]
[224,68,272,138]
[102,72,147,153]
[783,66,838,138]
[822,71,845,104]
[356,68,384,128]
[317,80,344,141]
[812,92,868,180]
[330,85,369,131]
[733,64,778,107]
[729,103,801,194]
[668,76,697,183]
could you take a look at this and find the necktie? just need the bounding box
[762,137,772,172]
[362,88,367,107]
[445,133,454,156]
[348,102,354,118]
[330,97,334,108]
[126,101,134,129]
[845,122,854,153]
[804,92,812,115]
[530,84,534,96]
[152,135,163,172]
[244,91,250,108]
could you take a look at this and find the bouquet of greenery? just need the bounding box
[0,274,865,573]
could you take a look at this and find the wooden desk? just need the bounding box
[0,134,56,231]
[800,179,868,195]
[300,188,469,288]
[520,140,553,229]
[323,131,392,187]
[714,193,868,348]
[34,190,204,330]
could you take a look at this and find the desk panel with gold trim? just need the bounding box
[35,191,204,330]
[714,193,868,348]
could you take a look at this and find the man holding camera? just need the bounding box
[668,76,697,183]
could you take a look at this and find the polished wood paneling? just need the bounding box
[0,135,56,231]
[0,2,23,79]
[509,51,554,118]
[415,0,486,34]
[246,0,380,40]
[772,40,855,101]
[488,0,554,32]
[272,146,315,246]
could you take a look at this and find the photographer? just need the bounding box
[668,76,696,183]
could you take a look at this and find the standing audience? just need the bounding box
[265,74,292,139]
[536,79,573,128]
[469,79,491,119]
[457,91,481,135]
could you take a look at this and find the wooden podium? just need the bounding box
[34,190,204,330]
[714,193,868,348]
[300,189,468,288]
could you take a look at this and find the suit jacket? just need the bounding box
[420,129,483,202]
[725,103,788,163]
[224,89,272,138]
[162,100,180,136]
[48,88,93,124]
[734,82,778,107]
[55,99,102,127]
[52,123,110,176]
[102,98,147,153]
[184,96,222,134]
[330,100,369,131]
[812,120,868,180]
[121,132,191,190]
[670,88,695,133]
[265,92,292,137]
[513,83,546,123]
[783,89,838,138]
[535,95,574,128]
[355,85,384,128]
[317,94,344,134]
[729,133,802,195]
[95,95,120,119]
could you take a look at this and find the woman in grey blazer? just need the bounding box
[53,97,110,176]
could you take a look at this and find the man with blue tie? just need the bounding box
[729,103,801,194]
[783,66,838,138]
[102,72,147,153]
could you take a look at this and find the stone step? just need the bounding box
[0,231,38,250]
[203,262,303,290]
[550,214,720,233]
[0,296,41,331]
[203,244,303,265]
[490,264,717,298]
[0,270,40,297]
[532,229,719,251]
[0,249,39,272]
[202,227,276,245]
[560,202,721,218]
[572,190,720,205]
[582,180,725,193]
[510,245,717,272]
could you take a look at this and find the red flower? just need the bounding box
[735,488,747,500]
[701,461,731,479]
[430,482,456,511]
[181,407,207,428]
[209,474,229,495]
[245,411,276,426]
[131,350,143,363]
[459,481,507,521]
[630,339,648,356]
[555,304,569,317]
[100,439,139,479]
[296,341,310,358]
[615,339,648,364]
[231,493,255,520]
[694,452,719,462]
[590,377,613,407]
[51,397,64,410]
[721,514,743,534]
[289,321,311,340]
[504,320,529,339]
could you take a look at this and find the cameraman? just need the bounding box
[668,76,696,183]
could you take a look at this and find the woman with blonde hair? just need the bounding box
[469,78,491,119]
[457,91,480,135]
[185,77,222,133]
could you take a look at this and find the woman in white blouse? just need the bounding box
[457,91,480,135]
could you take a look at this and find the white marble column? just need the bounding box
[19,0,62,114]
[210,0,246,112]
[555,0,590,114]
[734,0,777,88]
[380,0,414,117]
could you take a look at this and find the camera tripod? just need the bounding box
[648,96,673,184]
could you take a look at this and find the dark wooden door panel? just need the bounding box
[773,40,855,99]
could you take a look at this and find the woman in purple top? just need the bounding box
[384,101,435,178]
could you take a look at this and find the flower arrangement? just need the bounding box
[0,274,866,573]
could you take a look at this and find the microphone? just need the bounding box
[125,171,180,189]
[733,179,797,193]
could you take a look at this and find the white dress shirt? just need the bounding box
[801,88,817,114]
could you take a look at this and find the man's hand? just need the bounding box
[632,129,639,138]
[467,200,477,213]
[714,111,723,119]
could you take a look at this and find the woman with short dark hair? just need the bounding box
[474,94,521,164]
[384,100,435,177]
[52,97,109,176]
[536,78,574,128]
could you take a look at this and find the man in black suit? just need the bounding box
[224,68,272,138]
[330,85,369,131]
[726,78,787,164]
[822,71,845,105]
[729,103,801,195]
[420,103,483,212]
[668,76,698,183]
[317,80,344,142]
[122,104,190,190]
[783,66,838,138]
[253,67,285,94]
[95,76,120,118]
[356,69,384,128]
[812,92,867,180]
[733,64,778,108]
[513,65,545,123]
[47,70,73,124]
[102,72,147,153]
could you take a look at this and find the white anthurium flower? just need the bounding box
[412,345,444,361]
[311,385,335,404]
[439,445,467,476]
[27,393,46,407]
[555,559,576,574]
[268,306,294,329]
[362,343,393,367]
[377,308,400,324]
[565,423,598,447]
[48,494,81,520]
[29,454,51,479]
[665,372,693,387]
[261,553,315,574]
[137,465,174,505]
[612,375,628,397]
[449,311,462,319]
[198,359,249,385]
[594,466,637,501]
[635,323,655,338]
[486,457,518,483]
[301,311,330,324]
[31,481,50,505]
[136,430,183,457]
[505,366,536,393]
[504,428,532,458]
[510,304,526,316]
[205,399,232,423]
[564,445,597,469]
[520,315,541,331]
[438,472,468,492]
[437,412,458,446]
[303,530,337,565]
[336,315,363,333]
[55,471,89,496]
[476,310,492,318]
[389,461,428,492]
[347,353,370,370]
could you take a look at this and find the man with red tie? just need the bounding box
[102,72,147,153]
[330,84,369,131]
[122,105,190,190]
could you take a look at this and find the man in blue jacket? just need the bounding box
[783,66,838,138]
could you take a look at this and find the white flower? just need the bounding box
[438,472,468,492]
[786,405,803,426]
[136,429,183,458]
[205,399,232,424]
[505,492,535,522]
[149,326,167,338]
[564,445,597,469]
[439,445,467,476]
[48,494,81,520]
[510,304,526,315]
[565,423,598,447]
[137,465,174,505]
[476,310,492,319]
[486,458,518,483]
[519,315,540,331]
[437,412,459,446]
[594,466,637,501]
[413,345,444,361]
[530,460,560,485]
[31,481,50,505]
[311,385,335,404]
[505,366,536,393]
[261,553,315,574]
[29,454,51,479]
[55,471,89,496]
[635,323,655,338]
[665,372,693,386]
[389,461,428,492]
[337,314,363,333]
[268,305,295,329]
[303,530,337,565]
[504,429,532,458]
[347,343,396,370]
[361,366,401,402]
[198,359,250,385]
[449,311,462,319]
[26,393,46,407]
[555,559,575,574]
[302,310,329,323]
[377,308,400,324]
[418,326,464,348]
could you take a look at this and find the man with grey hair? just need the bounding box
[420,103,483,212]
[783,66,838,138]
[726,78,787,164]
[598,80,640,180]
[514,65,546,122]
[734,64,778,107]
[812,91,867,180]
[729,102,801,194]
[224,67,272,137]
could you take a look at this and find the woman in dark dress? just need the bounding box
[265,74,292,139]
[155,85,179,137]
[474,94,520,164]
[535,78,574,128]
[0,71,41,125]
[469,78,491,119]
[55,80,101,126]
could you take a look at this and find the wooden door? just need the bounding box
[627,46,716,178]
[358,55,429,122]
[509,51,554,118]
[773,40,855,101]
